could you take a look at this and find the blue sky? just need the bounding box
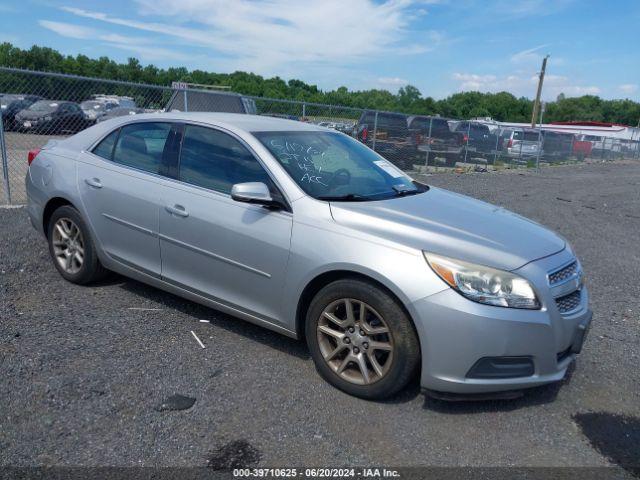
[1,0,639,100]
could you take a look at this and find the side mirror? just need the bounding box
[231,182,281,209]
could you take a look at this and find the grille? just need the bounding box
[556,290,582,314]
[549,261,578,285]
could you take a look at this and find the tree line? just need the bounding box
[1,43,639,125]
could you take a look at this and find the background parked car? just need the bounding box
[1,94,41,130]
[500,128,542,160]
[452,121,501,157]
[165,90,257,114]
[356,111,420,169]
[541,130,574,161]
[91,94,136,109]
[407,115,465,166]
[15,100,88,134]
[95,106,147,123]
[80,100,119,123]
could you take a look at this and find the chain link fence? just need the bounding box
[2,67,639,204]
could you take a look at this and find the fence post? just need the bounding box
[463,121,471,164]
[493,129,499,166]
[570,134,575,162]
[302,102,306,119]
[518,130,524,165]
[372,111,379,151]
[0,114,11,205]
[425,116,433,169]
[183,89,188,112]
[535,128,543,173]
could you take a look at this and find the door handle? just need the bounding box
[85,178,102,188]
[165,204,189,217]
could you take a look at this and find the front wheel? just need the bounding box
[305,279,420,400]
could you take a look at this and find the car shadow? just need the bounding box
[89,273,575,409]
[422,362,575,413]
[110,273,311,360]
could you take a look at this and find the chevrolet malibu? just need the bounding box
[25,113,592,400]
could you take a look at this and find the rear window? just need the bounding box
[513,131,540,141]
[360,112,407,131]
[470,124,489,133]
[378,114,408,130]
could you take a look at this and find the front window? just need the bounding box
[253,131,423,201]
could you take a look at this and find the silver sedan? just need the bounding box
[25,113,592,399]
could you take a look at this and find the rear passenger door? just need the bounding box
[77,122,176,277]
[158,124,293,325]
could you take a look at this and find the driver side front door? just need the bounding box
[158,124,293,327]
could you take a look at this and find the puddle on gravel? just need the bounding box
[573,412,640,478]
[207,440,261,470]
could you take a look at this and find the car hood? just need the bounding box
[16,110,49,120]
[329,187,565,271]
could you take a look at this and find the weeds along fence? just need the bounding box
[1,67,639,205]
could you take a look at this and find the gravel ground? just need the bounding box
[1,161,639,471]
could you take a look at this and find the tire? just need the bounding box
[47,205,108,284]
[444,154,459,167]
[305,279,420,400]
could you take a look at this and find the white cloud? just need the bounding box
[618,84,638,94]
[39,19,192,62]
[452,72,599,99]
[377,77,409,86]
[510,44,550,63]
[61,1,436,75]
[38,20,95,39]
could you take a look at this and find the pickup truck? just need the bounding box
[406,116,465,166]
[451,121,501,158]
[355,111,421,170]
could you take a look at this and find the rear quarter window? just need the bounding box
[92,129,119,160]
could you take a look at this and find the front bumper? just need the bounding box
[411,248,592,394]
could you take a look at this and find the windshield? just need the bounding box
[28,101,59,112]
[253,131,422,201]
[80,101,107,111]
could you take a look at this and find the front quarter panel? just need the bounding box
[282,196,449,334]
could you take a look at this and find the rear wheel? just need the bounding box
[47,205,107,284]
[305,279,420,399]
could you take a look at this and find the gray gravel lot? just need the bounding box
[1,161,639,470]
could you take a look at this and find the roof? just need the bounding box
[551,121,632,128]
[58,112,332,152]
[111,112,328,132]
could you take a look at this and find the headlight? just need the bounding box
[424,252,540,309]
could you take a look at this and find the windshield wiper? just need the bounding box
[391,185,421,197]
[316,193,370,202]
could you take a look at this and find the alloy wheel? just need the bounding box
[52,217,85,275]
[316,298,394,385]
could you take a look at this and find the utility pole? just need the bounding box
[531,55,550,128]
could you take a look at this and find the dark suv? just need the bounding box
[355,111,420,170]
[407,116,465,166]
[452,121,501,158]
